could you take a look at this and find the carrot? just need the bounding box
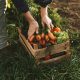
[54,27,61,32]
[44,55,52,60]
[41,32,45,39]
[48,30,56,40]
[28,35,35,42]
[39,40,46,47]
[45,34,49,42]
[49,40,55,44]
[36,34,41,41]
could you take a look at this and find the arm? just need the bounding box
[12,0,39,39]
[34,0,54,29]
[40,6,54,29]
[12,0,35,23]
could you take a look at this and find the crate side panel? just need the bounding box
[39,50,71,64]
[18,28,36,57]
[35,40,70,59]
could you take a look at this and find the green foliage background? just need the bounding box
[1,0,80,80]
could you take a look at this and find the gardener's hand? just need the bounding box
[41,15,54,29]
[40,7,54,29]
[28,20,39,39]
[23,11,39,39]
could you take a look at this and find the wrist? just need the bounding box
[28,19,36,24]
[23,11,35,24]
[40,6,48,17]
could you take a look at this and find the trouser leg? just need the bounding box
[0,0,8,49]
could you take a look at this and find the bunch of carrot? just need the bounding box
[28,27,61,49]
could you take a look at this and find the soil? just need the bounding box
[50,0,80,29]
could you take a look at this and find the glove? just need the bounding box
[41,15,54,30]
[28,20,39,39]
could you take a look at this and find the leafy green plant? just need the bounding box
[6,24,18,45]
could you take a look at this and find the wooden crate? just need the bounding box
[18,28,71,64]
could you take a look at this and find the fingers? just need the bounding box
[45,22,54,30]
[50,23,54,29]
[47,24,51,30]
[36,26,39,34]
[28,28,35,39]
[42,22,45,30]
[42,21,51,30]
[42,18,54,30]
[28,24,39,39]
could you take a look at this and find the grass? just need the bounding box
[0,30,80,80]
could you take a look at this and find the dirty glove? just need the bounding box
[28,20,39,39]
[40,7,54,29]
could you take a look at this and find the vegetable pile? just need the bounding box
[28,27,69,49]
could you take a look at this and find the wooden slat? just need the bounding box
[39,51,71,64]
[18,28,36,57]
[19,35,32,55]
[35,40,70,59]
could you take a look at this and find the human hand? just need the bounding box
[40,7,54,29]
[23,11,39,39]
[28,20,39,39]
[41,15,54,29]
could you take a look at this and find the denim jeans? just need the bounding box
[0,0,7,49]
